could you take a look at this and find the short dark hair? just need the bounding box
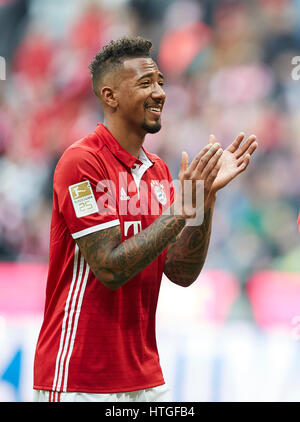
[89,36,153,97]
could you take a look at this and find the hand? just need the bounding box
[174,142,223,219]
[210,133,258,192]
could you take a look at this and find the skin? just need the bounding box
[100,57,166,157]
[76,56,258,290]
[165,132,258,285]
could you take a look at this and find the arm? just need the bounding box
[76,209,186,291]
[76,138,234,291]
[163,142,222,287]
[164,132,258,287]
[164,193,216,287]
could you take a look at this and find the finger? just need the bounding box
[188,144,211,172]
[201,147,223,179]
[180,151,189,173]
[237,153,250,172]
[206,158,222,191]
[236,140,258,165]
[226,132,246,153]
[194,142,221,174]
[235,135,257,159]
[190,134,218,172]
[208,134,216,145]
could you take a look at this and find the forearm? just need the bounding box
[77,208,186,290]
[164,194,216,286]
[110,213,186,288]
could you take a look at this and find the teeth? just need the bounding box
[149,107,160,112]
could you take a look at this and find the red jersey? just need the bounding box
[34,124,174,393]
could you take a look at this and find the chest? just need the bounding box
[98,161,173,240]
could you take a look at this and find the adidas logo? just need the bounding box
[120,187,130,201]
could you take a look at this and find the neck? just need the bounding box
[104,116,146,158]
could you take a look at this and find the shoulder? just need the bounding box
[57,129,107,167]
[59,132,104,166]
[54,132,107,185]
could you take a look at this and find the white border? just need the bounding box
[71,219,120,239]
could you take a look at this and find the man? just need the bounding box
[33,36,257,402]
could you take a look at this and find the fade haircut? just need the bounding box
[89,36,153,98]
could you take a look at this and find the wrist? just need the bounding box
[204,191,217,210]
[163,202,187,223]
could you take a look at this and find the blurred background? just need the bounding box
[0,0,299,402]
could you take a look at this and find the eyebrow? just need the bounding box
[137,71,164,82]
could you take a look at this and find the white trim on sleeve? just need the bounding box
[71,219,120,239]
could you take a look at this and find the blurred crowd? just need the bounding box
[0,0,299,294]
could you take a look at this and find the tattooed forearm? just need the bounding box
[76,211,186,290]
[164,201,215,287]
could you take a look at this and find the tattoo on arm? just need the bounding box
[76,212,186,290]
[164,206,213,287]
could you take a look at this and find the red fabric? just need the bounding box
[34,124,174,393]
[13,34,54,81]
[158,21,211,76]
[68,6,110,52]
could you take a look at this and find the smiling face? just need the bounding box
[110,57,166,136]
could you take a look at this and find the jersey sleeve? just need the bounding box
[54,147,119,239]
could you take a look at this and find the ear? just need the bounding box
[100,86,118,109]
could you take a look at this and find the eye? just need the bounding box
[158,81,164,87]
[141,80,151,86]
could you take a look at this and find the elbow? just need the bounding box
[164,263,201,287]
[99,277,125,291]
[93,268,125,291]
[104,284,121,291]
[174,267,203,287]
[97,272,136,291]
[165,273,197,288]
[174,278,196,288]
[179,280,195,288]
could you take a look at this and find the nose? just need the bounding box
[152,82,166,102]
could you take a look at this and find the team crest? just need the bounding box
[151,181,167,205]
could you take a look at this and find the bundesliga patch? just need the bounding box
[69,180,98,218]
